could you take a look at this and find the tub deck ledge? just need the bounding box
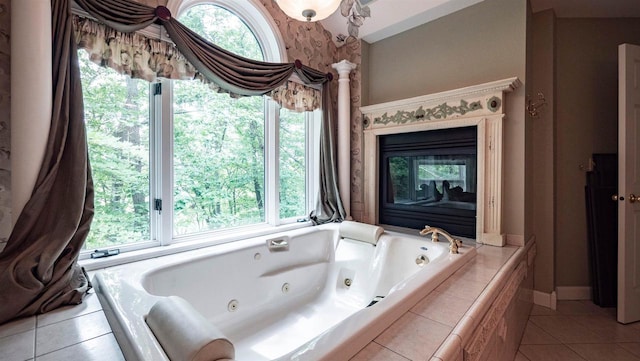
[348,239,536,361]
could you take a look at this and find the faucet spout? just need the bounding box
[419,225,462,254]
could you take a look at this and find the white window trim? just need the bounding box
[167,0,288,62]
[79,1,320,266]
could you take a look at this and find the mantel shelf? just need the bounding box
[360,77,521,115]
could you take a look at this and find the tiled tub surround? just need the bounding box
[351,239,535,361]
[0,234,534,361]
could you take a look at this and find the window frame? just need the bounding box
[78,0,318,262]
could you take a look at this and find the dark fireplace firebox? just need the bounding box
[379,126,477,237]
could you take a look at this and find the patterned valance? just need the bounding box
[72,15,321,111]
[270,81,321,112]
[73,15,196,82]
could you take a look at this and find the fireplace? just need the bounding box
[360,77,520,246]
[379,126,477,237]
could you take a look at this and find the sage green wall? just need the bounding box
[362,0,528,239]
[555,18,640,288]
[530,10,556,294]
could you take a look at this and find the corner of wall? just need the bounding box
[0,0,11,251]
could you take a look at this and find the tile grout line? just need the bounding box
[33,315,38,360]
[408,309,457,331]
[33,331,115,359]
[36,309,104,329]
[372,341,411,361]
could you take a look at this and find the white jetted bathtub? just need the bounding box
[94,222,476,361]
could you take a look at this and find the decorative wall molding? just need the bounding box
[369,99,483,128]
[361,77,521,121]
[360,77,520,246]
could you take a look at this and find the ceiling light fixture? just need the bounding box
[275,0,341,22]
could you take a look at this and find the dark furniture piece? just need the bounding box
[585,153,617,307]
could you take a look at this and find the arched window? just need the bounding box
[78,0,317,254]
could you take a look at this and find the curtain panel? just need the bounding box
[0,0,93,324]
[0,0,344,324]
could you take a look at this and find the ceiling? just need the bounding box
[320,0,640,45]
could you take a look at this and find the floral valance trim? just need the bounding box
[72,15,321,110]
[270,81,321,112]
[73,15,196,82]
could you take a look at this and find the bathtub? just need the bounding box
[93,223,476,361]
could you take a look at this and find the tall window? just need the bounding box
[173,5,266,235]
[78,1,316,253]
[79,51,151,250]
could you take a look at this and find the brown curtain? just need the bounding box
[0,0,345,324]
[310,87,346,224]
[0,0,93,324]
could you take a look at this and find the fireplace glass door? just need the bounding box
[379,126,477,237]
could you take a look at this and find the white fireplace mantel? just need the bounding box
[360,77,521,246]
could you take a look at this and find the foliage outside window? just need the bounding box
[79,3,313,252]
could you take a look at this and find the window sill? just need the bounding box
[80,221,313,271]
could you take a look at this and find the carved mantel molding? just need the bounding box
[360,77,521,246]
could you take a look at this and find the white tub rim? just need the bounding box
[93,224,477,361]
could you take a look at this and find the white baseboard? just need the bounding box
[533,290,557,310]
[556,286,592,300]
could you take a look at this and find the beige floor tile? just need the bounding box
[528,315,603,344]
[529,304,557,316]
[514,351,531,360]
[37,292,103,327]
[520,320,562,345]
[619,343,640,358]
[375,312,452,361]
[35,311,111,356]
[599,306,617,318]
[0,329,35,361]
[0,315,36,339]
[556,301,610,316]
[411,291,474,327]
[571,315,640,343]
[350,342,411,361]
[519,344,587,361]
[567,343,640,361]
[35,333,124,361]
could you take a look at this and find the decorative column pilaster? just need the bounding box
[11,0,52,225]
[332,60,357,220]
